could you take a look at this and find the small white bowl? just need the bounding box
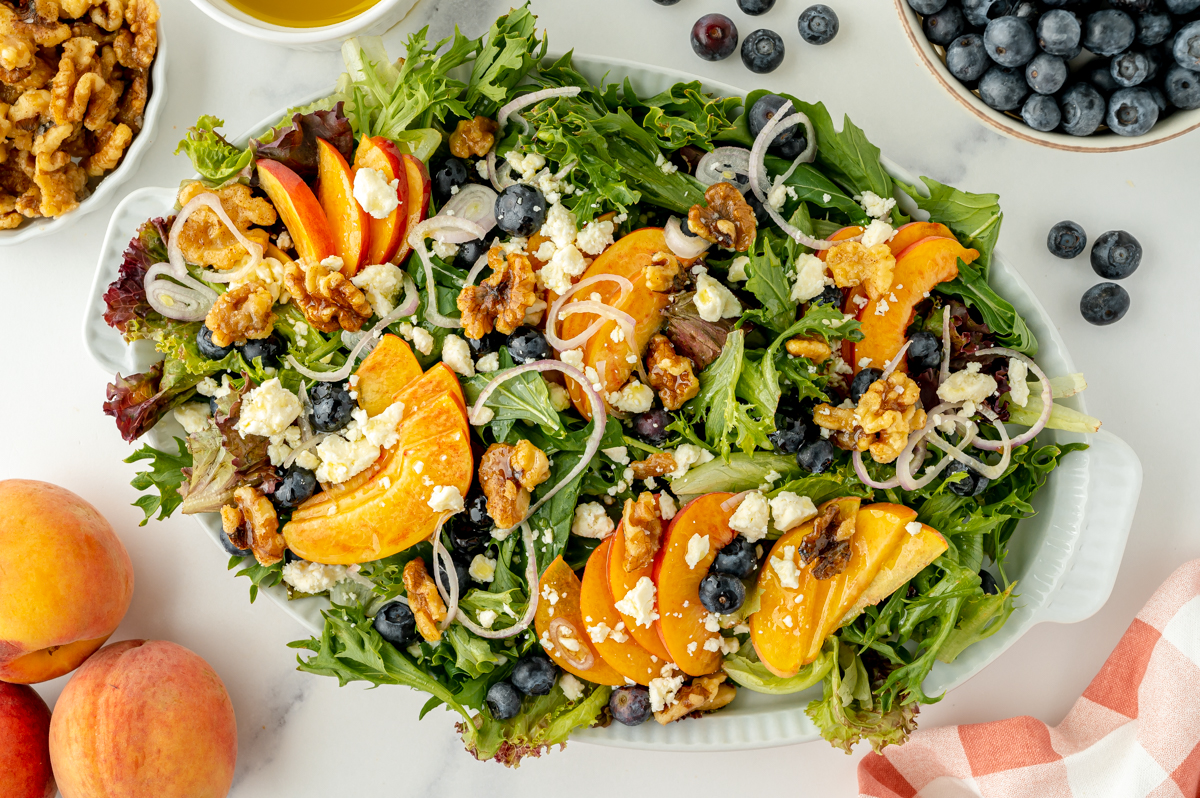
[0,24,168,247]
[895,0,1200,153]
[186,0,419,52]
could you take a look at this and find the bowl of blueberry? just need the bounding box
[896,0,1200,151]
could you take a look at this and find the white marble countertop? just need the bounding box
[3,0,1198,793]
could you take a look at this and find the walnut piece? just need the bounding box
[219,504,247,551]
[32,158,84,216]
[479,443,530,530]
[629,452,676,481]
[687,181,756,252]
[812,371,926,465]
[644,250,681,292]
[283,257,371,334]
[457,246,538,339]
[82,119,129,175]
[205,279,277,348]
[232,486,283,566]
[654,673,734,724]
[112,0,155,69]
[511,439,550,492]
[784,336,832,363]
[176,182,276,270]
[825,241,896,301]
[621,492,663,572]
[646,333,698,411]
[113,65,145,131]
[449,115,498,159]
[798,500,857,580]
[403,558,447,643]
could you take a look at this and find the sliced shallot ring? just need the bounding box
[939,306,952,386]
[853,449,900,490]
[169,193,264,282]
[456,523,540,639]
[286,286,421,382]
[431,184,498,243]
[143,260,218,321]
[926,418,1011,481]
[545,273,634,352]
[970,348,1054,450]
[557,301,635,353]
[894,401,964,491]
[880,340,913,381]
[409,217,487,329]
[282,432,329,469]
[664,216,711,260]
[720,490,751,513]
[548,616,594,671]
[696,146,753,192]
[464,253,490,288]
[297,384,314,442]
[431,519,460,630]
[749,103,835,251]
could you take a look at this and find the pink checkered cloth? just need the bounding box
[858,560,1200,798]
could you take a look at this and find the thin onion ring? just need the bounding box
[456,524,540,639]
[409,217,488,328]
[663,216,711,260]
[749,103,838,251]
[971,348,1054,450]
[545,273,634,351]
[939,306,952,386]
[853,450,900,490]
[143,260,218,321]
[169,193,264,283]
[282,432,329,469]
[720,490,751,513]
[926,416,1012,481]
[431,519,460,631]
[488,87,583,191]
[548,617,594,671]
[880,340,913,381]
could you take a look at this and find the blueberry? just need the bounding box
[1022,94,1063,131]
[1011,0,1037,22]
[464,491,493,528]
[985,17,1036,67]
[374,601,417,648]
[1080,283,1130,325]
[494,184,547,237]
[1037,9,1082,57]
[436,554,471,596]
[653,0,682,4]
[1026,53,1068,95]
[511,655,557,696]
[978,66,1028,111]
[691,13,739,61]
[737,0,776,15]
[961,0,1012,27]
[797,439,835,474]
[923,4,965,47]
[944,459,990,496]
[849,367,882,404]
[698,572,746,615]
[486,681,522,720]
[746,191,771,229]
[1091,230,1142,279]
[1107,87,1160,135]
[1165,0,1200,13]
[1173,21,1200,71]
[466,330,505,358]
[274,465,317,508]
[196,323,233,360]
[218,528,249,556]
[632,407,672,446]
[979,569,1000,595]
[456,237,490,270]
[1047,221,1087,259]
[506,326,550,364]
[810,285,844,308]
[1060,83,1106,136]
[610,685,652,726]
[1137,11,1174,47]
[712,535,758,579]
[1084,10,1136,57]
[1164,64,1200,109]
[432,157,468,203]
[769,418,813,454]
[1087,62,1121,96]
[1111,50,1152,87]
[1149,86,1169,112]
[798,5,839,45]
[946,34,989,83]
[239,333,286,367]
[908,0,947,13]
[907,331,942,372]
[309,380,355,433]
[773,134,809,160]
[447,516,491,555]
[741,28,785,73]
[748,94,805,154]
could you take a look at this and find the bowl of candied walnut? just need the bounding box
[1,0,166,244]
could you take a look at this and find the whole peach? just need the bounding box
[0,480,134,684]
[0,683,56,798]
[49,640,237,798]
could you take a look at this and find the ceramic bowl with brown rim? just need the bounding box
[894,0,1200,153]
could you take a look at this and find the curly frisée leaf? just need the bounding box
[806,639,919,754]
[682,329,774,458]
[125,437,191,524]
[462,682,611,767]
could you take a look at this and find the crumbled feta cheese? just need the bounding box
[770,545,801,589]
[539,202,577,248]
[441,334,475,377]
[875,299,891,316]
[351,262,405,318]
[576,219,615,256]
[729,491,770,542]
[821,193,832,203]
[560,348,585,371]
[282,561,367,595]
[703,637,721,652]
[860,190,897,221]
[313,402,405,484]
[295,449,320,471]
[694,270,742,322]
[658,492,678,521]
[352,167,399,219]
[905,521,924,537]
[572,502,614,539]
[431,239,459,261]
[196,375,229,397]
[477,609,498,629]
[602,446,630,465]
[236,378,302,438]
[1008,359,1030,408]
[704,613,721,633]
[667,444,714,481]
[648,669,684,712]
[684,533,711,569]
[688,641,699,655]
[428,485,465,514]
[588,622,611,643]
[769,491,817,532]
[767,180,788,211]
[614,576,659,628]
[267,425,303,467]
[173,402,212,436]
[860,219,895,248]
[937,361,998,417]
[559,673,585,701]
[540,243,589,294]
[475,159,490,180]
[608,379,654,414]
[548,382,571,411]
[469,553,496,582]
[727,255,750,282]
[230,254,289,305]
[472,406,495,426]
[790,252,834,303]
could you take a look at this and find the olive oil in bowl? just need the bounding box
[224,0,381,28]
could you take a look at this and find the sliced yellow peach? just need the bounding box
[353,334,422,417]
[391,362,466,419]
[256,158,335,267]
[317,138,369,276]
[580,538,664,686]
[534,556,626,686]
[842,522,947,625]
[607,519,675,664]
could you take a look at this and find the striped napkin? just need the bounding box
[858,559,1200,798]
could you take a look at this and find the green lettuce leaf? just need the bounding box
[670,452,801,495]
[806,639,919,754]
[936,259,1038,356]
[174,115,253,187]
[125,437,191,524]
[683,329,774,458]
[463,681,611,766]
[465,5,547,117]
[896,176,1002,274]
[724,640,834,694]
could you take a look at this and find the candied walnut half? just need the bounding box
[644,250,681,292]
[479,441,550,529]
[82,119,129,176]
[176,182,277,270]
[449,115,498,159]
[622,492,663,572]
[283,257,371,334]
[112,0,156,70]
[403,558,447,643]
[0,32,34,71]
[1,4,71,49]
[798,500,857,580]
[646,334,698,411]
[231,486,283,566]
[205,279,277,348]
[457,246,538,340]
[114,65,145,131]
[654,673,735,724]
[784,336,832,363]
[32,159,84,217]
[511,439,550,491]
[812,371,926,465]
[826,241,895,301]
[687,181,756,252]
[630,452,676,481]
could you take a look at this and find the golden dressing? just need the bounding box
[225,0,381,28]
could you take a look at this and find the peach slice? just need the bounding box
[561,228,672,419]
[282,392,472,564]
[352,136,409,266]
[607,519,675,664]
[391,362,466,418]
[353,334,422,417]
[534,556,626,686]
[317,138,370,276]
[816,225,864,262]
[652,493,737,677]
[842,522,947,624]
[390,154,431,266]
[256,159,336,267]
[851,236,979,372]
[580,539,664,686]
[887,221,955,256]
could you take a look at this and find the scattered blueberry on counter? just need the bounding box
[742,28,786,73]
[1047,222,1139,325]
[691,13,740,61]
[798,4,840,45]
[1091,229,1142,279]
[738,0,776,14]
[1047,220,1088,259]
[673,2,840,69]
[1080,282,1131,325]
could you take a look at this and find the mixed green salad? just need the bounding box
[105,6,1101,766]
